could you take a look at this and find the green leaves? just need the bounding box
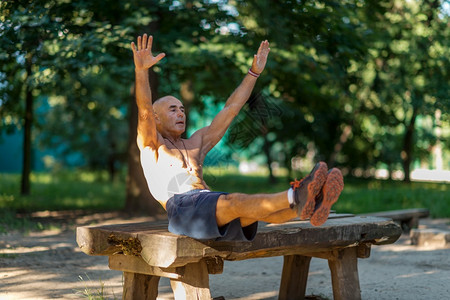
[1,0,448,182]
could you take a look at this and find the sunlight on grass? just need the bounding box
[0,172,125,212]
[335,178,449,217]
[204,167,449,218]
[1,169,449,218]
[78,172,103,183]
[30,173,53,184]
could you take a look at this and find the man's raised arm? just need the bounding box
[197,40,271,153]
[131,34,165,150]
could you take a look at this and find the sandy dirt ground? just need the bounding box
[0,211,449,300]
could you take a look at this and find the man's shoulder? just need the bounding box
[188,127,208,142]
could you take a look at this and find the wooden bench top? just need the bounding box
[361,208,429,220]
[360,208,430,232]
[77,214,401,268]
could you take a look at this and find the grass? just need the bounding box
[335,177,449,217]
[0,253,19,259]
[0,171,126,232]
[0,171,125,212]
[75,274,118,300]
[203,167,450,218]
[0,209,45,233]
[0,167,449,232]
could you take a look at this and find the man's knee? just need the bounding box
[219,193,248,211]
[216,193,245,226]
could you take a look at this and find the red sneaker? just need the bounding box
[290,162,328,220]
[310,168,344,227]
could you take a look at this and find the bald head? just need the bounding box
[152,95,186,137]
[153,95,183,114]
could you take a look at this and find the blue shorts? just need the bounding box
[166,190,258,241]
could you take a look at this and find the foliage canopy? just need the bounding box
[0,0,448,191]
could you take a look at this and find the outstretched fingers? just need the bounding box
[147,35,153,51]
[143,34,149,50]
[259,40,270,59]
[137,35,142,51]
[252,40,270,74]
[257,40,270,55]
[131,33,166,70]
[155,52,166,63]
[131,34,155,52]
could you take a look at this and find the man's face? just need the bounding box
[154,96,186,136]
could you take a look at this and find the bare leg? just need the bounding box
[261,208,297,223]
[240,208,297,227]
[216,191,291,227]
[215,163,343,228]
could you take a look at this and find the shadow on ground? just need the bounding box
[0,212,449,300]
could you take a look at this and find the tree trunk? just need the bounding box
[107,138,117,182]
[180,80,194,138]
[21,53,33,196]
[124,69,163,214]
[263,134,277,184]
[284,144,294,181]
[328,124,352,168]
[401,106,418,183]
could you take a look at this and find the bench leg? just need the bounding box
[328,247,361,300]
[123,272,160,300]
[170,260,211,300]
[406,217,419,231]
[278,255,311,300]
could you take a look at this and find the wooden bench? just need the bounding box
[76,214,401,300]
[360,208,429,232]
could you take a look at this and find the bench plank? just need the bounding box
[77,215,401,300]
[361,208,430,232]
[109,255,184,279]
[361,208,429,220]
[77,215,401,269]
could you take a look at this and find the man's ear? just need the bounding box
[154,112,161,124]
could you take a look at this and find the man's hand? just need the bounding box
[250,40,270,75]
[131,34,165,71]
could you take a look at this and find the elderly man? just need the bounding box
[131,34,343,241]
